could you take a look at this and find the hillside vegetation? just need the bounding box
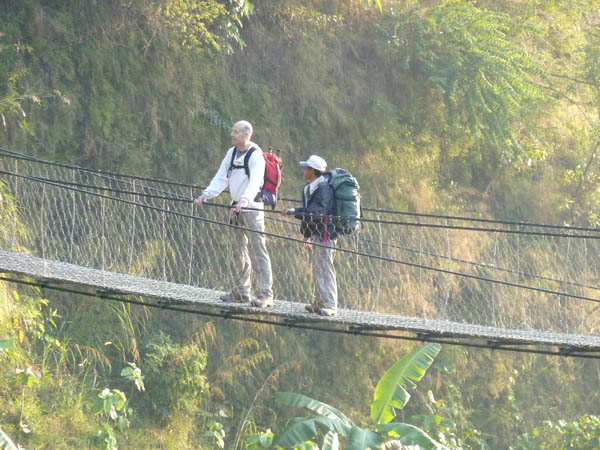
[1,1,600,448]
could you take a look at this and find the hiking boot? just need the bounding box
[305,304,320,314]
[318,307,336,316]
[252,296,274,308]
[220,292,250,303]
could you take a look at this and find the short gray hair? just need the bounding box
[235,120,253,137]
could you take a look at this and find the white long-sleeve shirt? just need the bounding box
[203,142,265,206]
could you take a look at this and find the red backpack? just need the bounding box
[228,146,282,208]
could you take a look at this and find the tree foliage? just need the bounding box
[0,33,41,133]
[378,0,547,159]
[152,0,254,53]
[1,0,600,448]
[515,414,600,450]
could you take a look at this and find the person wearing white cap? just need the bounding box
[194,120,274,307]
[282,155,338,316]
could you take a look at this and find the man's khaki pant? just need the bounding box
[231,209,273,299]
[312,239,337,309]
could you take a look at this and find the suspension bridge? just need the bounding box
[1,148,600,358]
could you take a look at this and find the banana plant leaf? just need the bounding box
[276,392,352,426]
[273,416,350,448]
[0,427,19,450]
[371,343,441,424]
[344,426,383,450]
[322,430,340,450]
[376,422,448,450]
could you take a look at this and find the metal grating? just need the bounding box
[2,250,599,351]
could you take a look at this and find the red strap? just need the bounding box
[323,216,328,244]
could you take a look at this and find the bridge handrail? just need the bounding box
[2,167,600,305]
[2,146,600,233]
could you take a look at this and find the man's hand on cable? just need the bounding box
[302,237,312,250]
[234,198,249,214]
[194,194,209,207]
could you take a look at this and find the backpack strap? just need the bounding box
[228,146,256,178]
[228,147,237,176]
[243,147,256,178]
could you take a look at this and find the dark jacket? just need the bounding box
[290,176,337,242]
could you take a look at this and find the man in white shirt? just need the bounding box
[194,120,274,307]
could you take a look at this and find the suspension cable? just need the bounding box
[2,168,600,304]
[1,275,598,359]
[2,168,599,239]
[267,214,600,293]
[2,146,600,233]
[7,167,598,293]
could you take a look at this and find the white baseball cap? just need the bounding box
[299,155,327,172]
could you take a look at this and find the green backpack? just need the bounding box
[328,168,361,235]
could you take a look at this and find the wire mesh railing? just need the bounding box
[1,149,600,342]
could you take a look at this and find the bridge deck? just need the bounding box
[1,250,599,352]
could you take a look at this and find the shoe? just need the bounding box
[252,296,274,307]
[305,304,320,314]
[318,307,336,316]
[220,292,250,303]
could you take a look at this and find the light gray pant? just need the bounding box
[231,209,273,298]
[312,239,337,309]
